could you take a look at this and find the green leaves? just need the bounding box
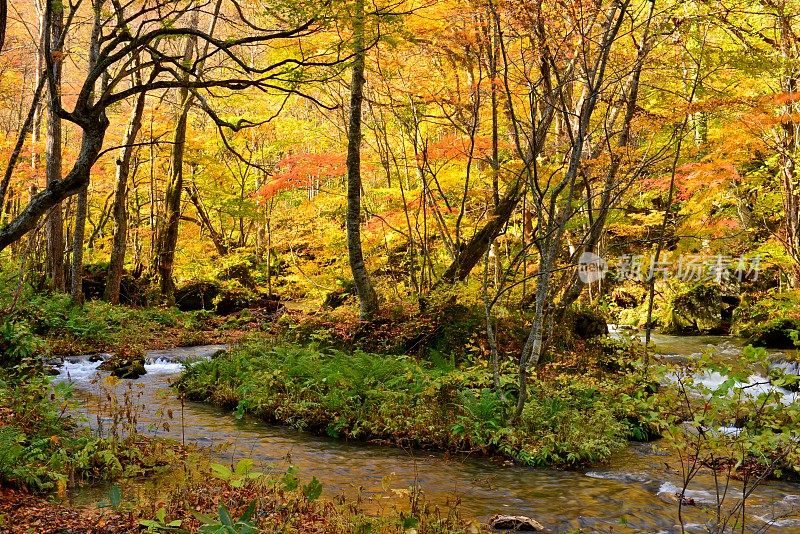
[139,507,184,532]
[193,501,257,534]
[210,459,263,488]
[281,465,299,491]
[302,476,323,501]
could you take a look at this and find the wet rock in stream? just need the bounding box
[98,352,146,379]
[489,515,545,531]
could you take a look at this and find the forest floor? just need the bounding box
[0,486,136,533]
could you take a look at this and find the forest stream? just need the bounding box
[54,337,800,533]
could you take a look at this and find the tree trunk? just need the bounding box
[346,0,379,320]
[154,10,199,305]
[777,14,800,288]
[31,1,46,174]
[439,179,523,284]
[70,0,106,303]
[554,0,655,318]
[105,76,146,304]
[0,118,108,252]
[0,0,7,54]
[45,1,65,292]
[512,0,629,422]
[0,77,45,215]
[69,188,87,302]
[185,181,229,255]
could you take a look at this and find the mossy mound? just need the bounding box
[175,281,221,312]
[665,284,728,335]
[748,318,800,349]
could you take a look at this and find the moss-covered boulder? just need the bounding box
[571,309,609,339]
[748,318,800,349]
[665,284,728,335]
[216,263,256,290]
[98,351,146,379]
[322,279,355,310]
[215,289,282,315]
[732,291,800,344]
[77,264,149,306]
[175,281,221,311]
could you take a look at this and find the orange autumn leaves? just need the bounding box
[254,153,347,201]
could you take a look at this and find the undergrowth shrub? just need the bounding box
[178,342,635,467]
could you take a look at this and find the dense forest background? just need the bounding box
[0,0,796,316]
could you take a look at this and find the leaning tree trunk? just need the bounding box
[44,0,65,292]
[184,181,229,256]
[345,0,379,320]
[0,117,109,252]
[105,69,146,304]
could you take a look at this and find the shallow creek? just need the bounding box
[56,337,800,532]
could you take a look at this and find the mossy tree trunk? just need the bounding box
[346,0,379,320]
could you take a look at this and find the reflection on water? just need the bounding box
[57,340,800,532]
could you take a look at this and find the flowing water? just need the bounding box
[55,338,800,533]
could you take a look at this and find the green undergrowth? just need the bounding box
[1,290,218,357]
[0,363,182,494]
[177,341,653,467]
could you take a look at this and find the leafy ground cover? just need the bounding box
[177,340,651,467]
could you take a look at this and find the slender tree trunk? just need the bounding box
[0,77,45,215]
[185,181,228,255]
[490,14,500,209]
[105,73,146,304]
[483,248,500,390]
[346,0,379,320]
[512,1,629,422]
[45,1,65,291]
[31,4,46,174]
[70,188,88,301]
[777,15,800,288]
[154,9,199,305]
[266,210,272,296]
[554,0,656,318]
[70,0,106,303]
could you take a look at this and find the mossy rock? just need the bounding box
[216,263,256,290]
[322,279,355,310]
[215,289,282,315]
[175,281,221,311]
[78,264,149,305]
[571,309,608,340]
[98,353,146,379]
[732,291,800,338]
[749,318,800,349]
[665,284,728,335]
